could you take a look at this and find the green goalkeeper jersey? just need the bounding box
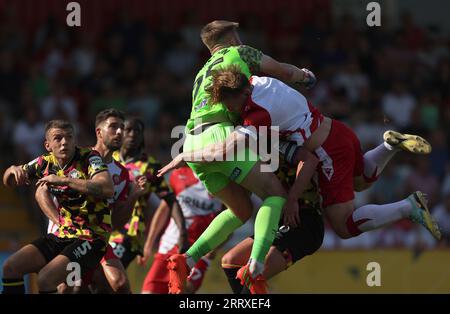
[186,45,263,133]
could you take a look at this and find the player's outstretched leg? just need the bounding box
[357,130,432,190]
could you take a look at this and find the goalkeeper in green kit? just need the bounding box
[166,20,317,294]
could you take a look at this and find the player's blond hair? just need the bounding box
[206,65,250,104]
[200,20,239,51]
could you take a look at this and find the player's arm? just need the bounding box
[112,176,147,229]
[156,182,189,254]
[36,171,114,199]
[288,148,319,202]
[158,129,254,177]
[37,152,114,198]
[2,165,29,187]
[35,184,59,224]
[237,45,316,88]
[3,156,46,187]
[147,167,186,241]
[170,199,189,254]
[139,198,171,265]
[260,55,316,88]
[281,144,319,227]
[111,183,140,229]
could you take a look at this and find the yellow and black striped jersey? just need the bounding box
[24,147,112,241]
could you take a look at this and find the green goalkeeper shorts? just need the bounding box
[183,122,258,194]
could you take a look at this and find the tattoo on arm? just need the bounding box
[86,182,103,198]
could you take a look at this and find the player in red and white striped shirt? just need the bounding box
[142,166,223,294]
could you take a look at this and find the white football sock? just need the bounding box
[363,142,399,179]
[351,199,412,233]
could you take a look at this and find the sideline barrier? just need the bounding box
[127,249,450,293]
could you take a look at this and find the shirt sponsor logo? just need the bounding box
[89,155,104,171]
[230,167,242,181]
[177,195,217,212]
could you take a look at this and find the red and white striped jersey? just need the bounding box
[106,159,130,205]
[242,76,324,145]
[157,167,222,254]
[169,167,222,219]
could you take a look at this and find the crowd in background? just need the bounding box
[0,5,449,249]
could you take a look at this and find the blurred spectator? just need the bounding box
[38,37,67,79]
[428,130,449,180]
[180,12,203,52]
[12,105,45,163]
[405,157,440,207]
[382,81,416,128]
[432,185,450,246]
[164,38,198,79]
[399,12,426,51]
[0,101,14,168]
[128,79,161,125]
[371,162,406,204]
[70,35,97,78]
[352,108,392,151]
[332,56,369,105]
[90,79,126,117]
[41,81,78,121]
[118,55,140,91]
[419,94,440,131]
[239,16,269,52]
[28,62,51,102]
[0,50,22,106]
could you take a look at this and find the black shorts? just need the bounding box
[251,207,324,264]
[32,234,107,274]
[272,208,324,264]
[109,235,139,269]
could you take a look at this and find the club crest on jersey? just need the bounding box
[69,169,80,179]
[194,99,208,112]
[230,167,242,181]
[322,166,334,181]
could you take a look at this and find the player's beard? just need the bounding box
[106,138,122,151]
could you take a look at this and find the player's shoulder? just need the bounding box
[111,158,128,171]
[170,166,195,182]
[236,44,261,52]
[78,146,100,159]
[171,166,190,176]
[169,166,198,193]
[249,75,277,92]
[236,45,263,59]
[79,147,107,170]
[24,153,52,169]
[110,159,130,180]
[38,151,54,163]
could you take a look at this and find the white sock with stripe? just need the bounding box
[363,142,399,180]
[346,199,412,235]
